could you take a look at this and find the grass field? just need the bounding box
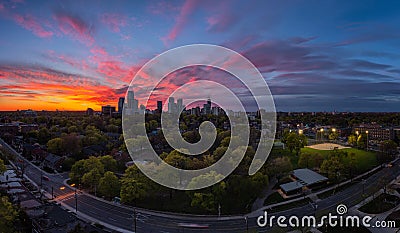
[301,146,378,172]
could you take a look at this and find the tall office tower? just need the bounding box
[157,101,163,113]
[133,99,139,112]
[168,97,176,113]
[118,97,125,113]
[177,98,183,113]
[204,98,211,114]
[139,104,146,114]
[127,90,134,109]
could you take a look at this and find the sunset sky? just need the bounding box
[0,0,399,112]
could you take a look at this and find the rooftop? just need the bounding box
[280,181,303,193]
[292,168,328,186]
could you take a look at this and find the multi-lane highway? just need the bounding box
[2,138,399,232]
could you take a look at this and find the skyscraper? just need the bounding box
[157,101,163,113]
[168,97,176,113]
[118,97,125,113]
[177,98,183,113]
[127,90,134,109]
[204,98,211,114]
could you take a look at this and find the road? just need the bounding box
[1,138,400,232]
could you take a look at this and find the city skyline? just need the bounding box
[0,1,400,112]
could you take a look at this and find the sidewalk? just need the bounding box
[251,177,278,211]
[350,177,400,233]
[249,156,400,217]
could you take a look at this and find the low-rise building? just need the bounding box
[280,168,328,195]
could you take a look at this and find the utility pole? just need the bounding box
[74,188,78,213]
[133,208,137,232]
[244,216,248,233]
[40,170,43,189]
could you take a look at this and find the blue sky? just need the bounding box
[0,0,399,111]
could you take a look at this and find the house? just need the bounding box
[82,144,106,157]
[43,153,64,171]
[280,168,328,195]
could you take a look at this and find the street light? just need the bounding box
[366,130,369,151]
[133,208,137,232]
[244,216,248,233]
[355,131,360,148]
[320,128,324,142]
[331,128,336,142]
[71,183,78,213]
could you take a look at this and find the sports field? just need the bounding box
[301,143,378,172]
[306,143,350,150]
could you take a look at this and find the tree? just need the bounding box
[266,156,292,179]
[61,157,76,171]
[82,168,102,193]
[250,172,269,195]
[213,146,227,160]
[83,156,104,174]
[348,135,357,147]
[328,130,339,141]
[164,150,189,169]
[99,155,117,172]
[357,133,367,149]
[187,171,224,190]
[0,158,6,175]
[38,127,51,144]
[27,130,38,139]
[99,171,120,199]
[68,125,79,134]
[62,133,81,158]
[47,138,63,155]
[286,132,307,155]
[182,131,200,143]
[320,156,344,180]
[298,153,311,168]
[190,192,215,212]
[69,159,86,183]
[120,178,147,204]
[312,153,324,168]
[0,195,18,230]
[380,140,398,156]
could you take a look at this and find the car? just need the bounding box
[177,223,209,229]
[42,175,50,181]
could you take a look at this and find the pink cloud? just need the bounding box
[97,60,126,77]
[100,13,128,33]
[54,12,94,45]
[162,0,198,45]
[12,14,53,38]
[206,13,237,33]
[0,3,52,38]
[44,50,89,70]
[90,47,108,57]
